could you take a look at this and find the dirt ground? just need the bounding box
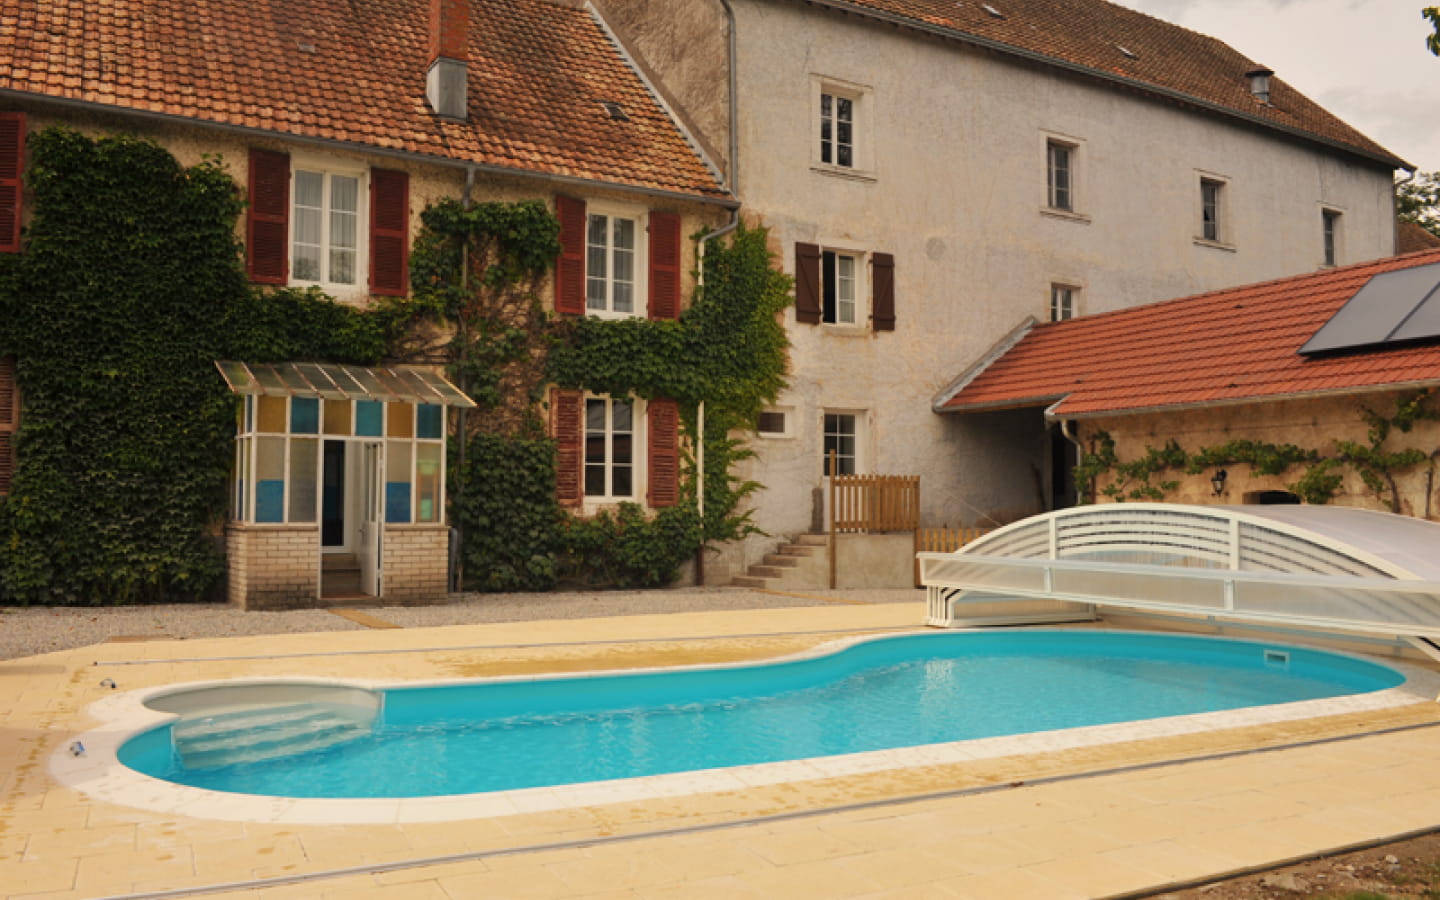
[1142,832,1440,899]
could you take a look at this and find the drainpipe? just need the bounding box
[695,0,739,586]
[451,165,476,592]
[1045,399,1086,505]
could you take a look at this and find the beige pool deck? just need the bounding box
[6,597,1440,899]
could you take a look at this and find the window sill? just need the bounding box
[819,323,869,336]
[810,163,877,184]
[1192,237,1236,253]
[1040,207,1091,225]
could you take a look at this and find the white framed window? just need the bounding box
[822,411,862,476]
[1046,140,1074,211]
[584,394,637,500]
[823,250,859,325]
[291,164,365,290]
[1050,284,1078,322]
[585,207,642,318]
[811,77,873,178]
[1198,175,1227,244]
[1322,208,1342,267]
[756,407,794,438]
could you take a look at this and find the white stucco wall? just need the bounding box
[714,0,1398,578]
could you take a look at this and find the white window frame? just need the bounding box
[1039,132,1089,223]
[815,240,869,329]
[289,156,368,296]
[1195,172,1233,249]
[811,76,874,180]
[1047,140,1074,211]
[583,393,645,505]
[1050,283,1079,322]
[1321,207,1343,267]
[585,202,647,320]
[822,409,865,477]
[756,406,795,439]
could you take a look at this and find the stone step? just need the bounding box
[763,554,800,568]
[746,565,787,579]
[779,543,820,557]
[731,575,769,589]
[794,534,829,547]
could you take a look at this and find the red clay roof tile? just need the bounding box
[819,0,1402,167]
[0,0,727,200]
[942,248,1440,417]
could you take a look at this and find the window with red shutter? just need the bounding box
[647,212,681,320]
[247,149,290,284]
[552,388,583,506]
[0,356,17,496]
[369,168,410,297]
[872,252,895,331]
[794,242,821,324]
[0,112,25,253]
[647,398,679,508]
[554,196,586,315]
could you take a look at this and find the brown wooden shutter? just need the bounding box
[647,398,679,508]
[0,356,17,496]
[552,388,583,506]
[247,149,290,284]
[647,211,682,320]
[369,168,410,297]
[0,112,24,253]
[794,242,821,324]
[872,252,895,331]
[554,195,586,315]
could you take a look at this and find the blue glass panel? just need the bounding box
[356,401,384,436]
[386,482,412,523]
[417,404,443,439]
[256,480,285,523]
[290,397,319,434]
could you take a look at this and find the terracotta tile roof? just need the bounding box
[0,0,727,200]
[814,0,1403,167]
[1399,222,1440,255]
[939,247,1440,418]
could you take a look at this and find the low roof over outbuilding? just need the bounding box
[935,247,1440,419]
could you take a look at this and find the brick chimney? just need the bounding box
[427,0,468,120]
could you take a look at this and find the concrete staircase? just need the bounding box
[731,534,830,590]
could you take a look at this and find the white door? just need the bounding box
[358,441,383,597]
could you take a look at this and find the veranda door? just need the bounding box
[357,441,384,597]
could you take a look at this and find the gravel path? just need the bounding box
[0,587,924,661]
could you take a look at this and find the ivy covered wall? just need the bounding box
[0,128,382,605]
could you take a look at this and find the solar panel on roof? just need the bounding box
[1299,261,1440,355]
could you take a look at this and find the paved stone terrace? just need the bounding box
[3,595,1440,899]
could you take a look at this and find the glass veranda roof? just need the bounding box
[215,361,476,408]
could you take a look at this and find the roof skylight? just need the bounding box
[981,3,1004,18]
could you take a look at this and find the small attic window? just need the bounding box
[601,102,629,122]
[1115,44,1138,59]
[981,3,1004,18]
[297,41,317,53]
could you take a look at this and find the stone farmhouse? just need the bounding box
[594,0,1413,583]
[0,0,733,606]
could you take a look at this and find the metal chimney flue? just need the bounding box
[1245,67,1273,104]
[427,0,469,120]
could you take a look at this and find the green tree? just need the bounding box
[1426,7,1440,55]
[1398,170,1440,238]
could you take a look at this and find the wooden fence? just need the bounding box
[828,473,921,534]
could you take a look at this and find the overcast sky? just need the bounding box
[1114,0,1439,172]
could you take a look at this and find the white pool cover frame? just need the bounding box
[921,504,1440,648]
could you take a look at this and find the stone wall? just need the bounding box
[226,524,320,610]
[382,525,451,605]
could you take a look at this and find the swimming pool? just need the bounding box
[116,630,1404,800]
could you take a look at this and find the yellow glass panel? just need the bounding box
[416,443,442,523]
[323,399,352,435]
[387,402,414,438]
[256,395,287,434]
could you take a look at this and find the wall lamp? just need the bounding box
[1210,468,1228,497]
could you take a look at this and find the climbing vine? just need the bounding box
[1074,390,1439,512]
[397,205,792,591]
[0,128,383,605]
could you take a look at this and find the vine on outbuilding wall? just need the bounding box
[0,128,383,605]
[1073,390,1439,512]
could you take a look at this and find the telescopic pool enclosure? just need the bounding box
[918,504,1440,659]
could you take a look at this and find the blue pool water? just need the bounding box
[119,630,1403,798]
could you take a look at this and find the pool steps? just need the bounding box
[172,703,375,770]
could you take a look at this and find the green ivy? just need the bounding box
[0,128,383,605]
[449,432,563,592]
[1075,390,1437,510]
